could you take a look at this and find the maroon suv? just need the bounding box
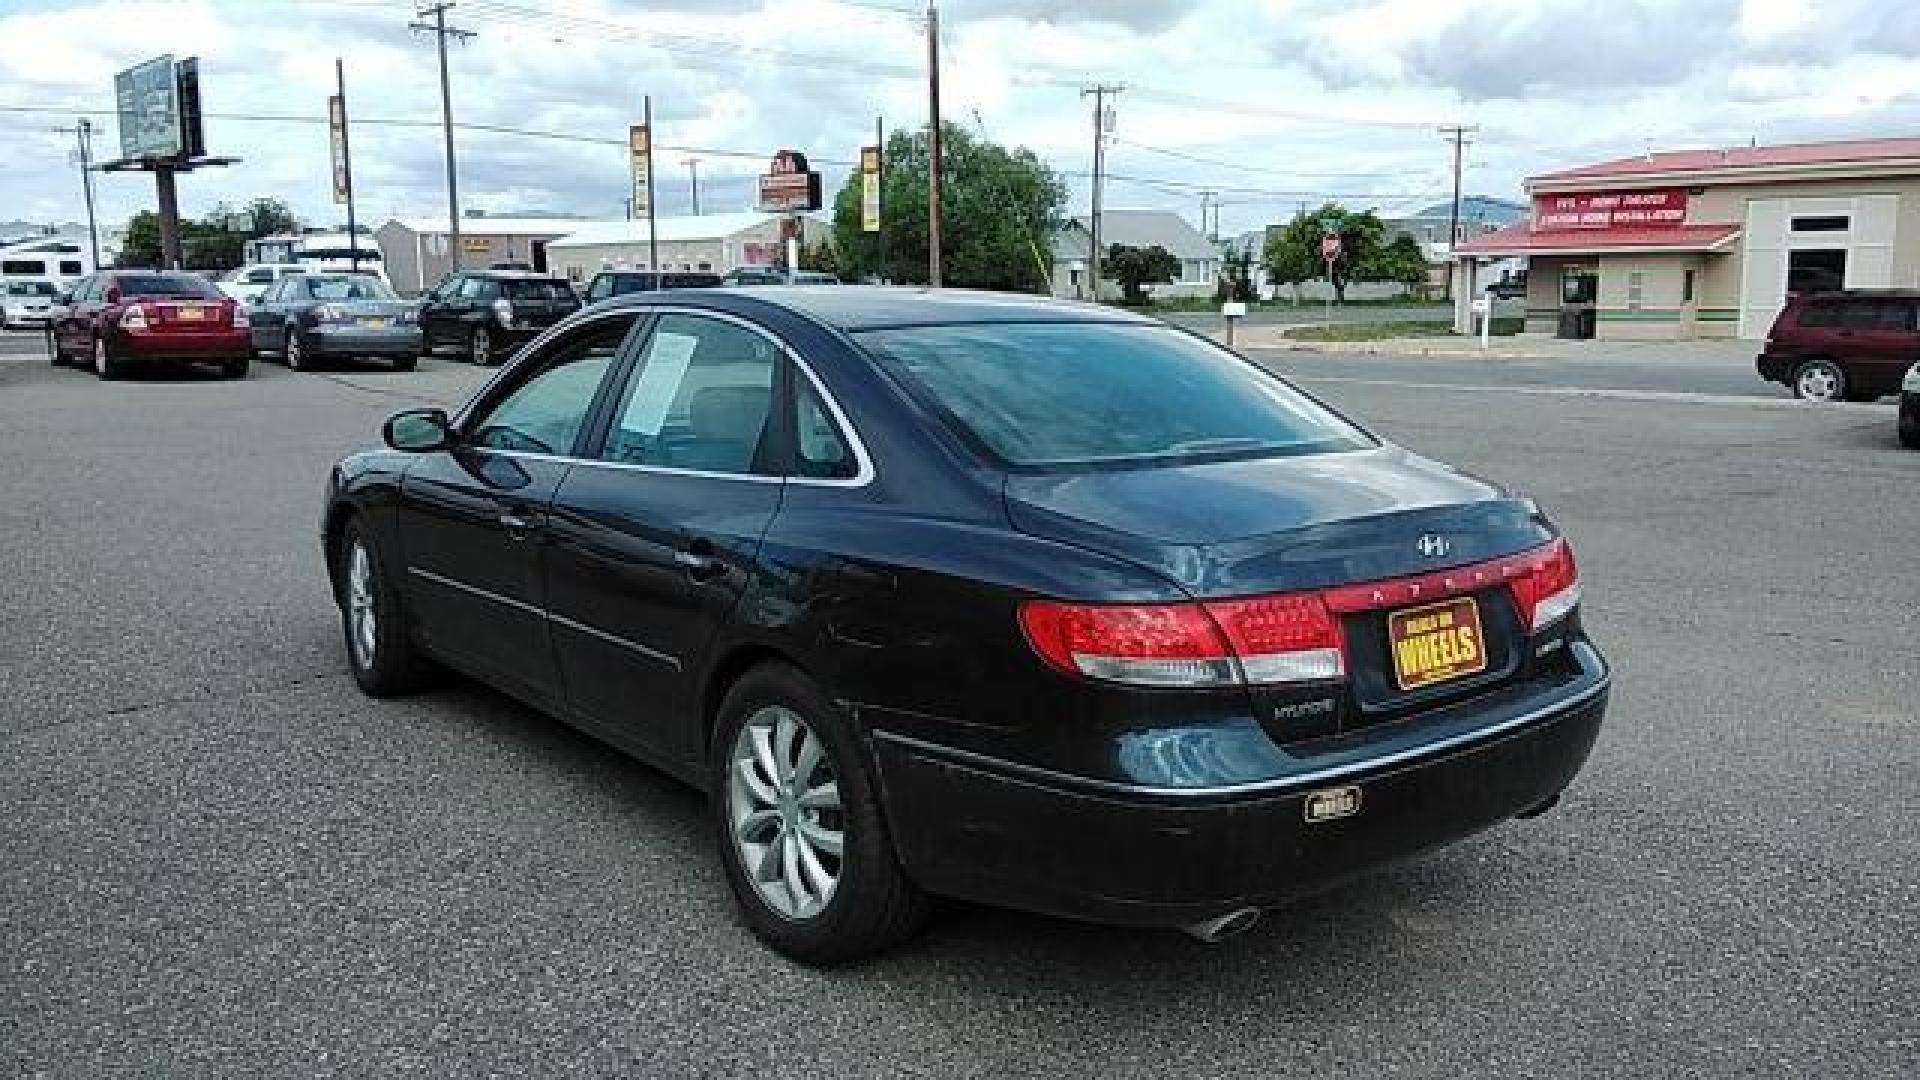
[50,271,252,380]
[1757,290,1919,402]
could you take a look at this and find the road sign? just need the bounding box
[114,55,182,160]
[328,95,349,204]
[1320,233,1342,261]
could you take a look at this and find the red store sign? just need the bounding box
[1535,189,1688,230]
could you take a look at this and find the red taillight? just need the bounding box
[1021,538,1581,689]
[1509,538,1580,631]
[1018,601,1239,688]
[120,304,149,330]
[230,300,250,329]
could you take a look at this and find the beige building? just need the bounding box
[375,216,596,294]
[1453,138,1920,340]
[545,213,826,284]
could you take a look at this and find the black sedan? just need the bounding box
[250,273,420,371]
[322,288,1608,962]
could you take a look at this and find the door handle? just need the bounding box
[674,539,727,581]
[498,507,538,539]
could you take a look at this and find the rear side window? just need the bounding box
[1875,301,1915,331]
[500,279,571,302]
[587,275,615,302]
[858,322,1373,469]
[1797,302,1841,328]
[117,274,221,299]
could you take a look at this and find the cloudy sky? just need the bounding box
[2,0,1918,243]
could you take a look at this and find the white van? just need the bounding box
[0,238,92,295]
[2,279,60,329]
[217,263,309,304]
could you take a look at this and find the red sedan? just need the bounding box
[50,271,252,380]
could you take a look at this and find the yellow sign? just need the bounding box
[1387,597,1487,690]
[629,124,651,216]
[461,236,490,254]
[860,145,881,233]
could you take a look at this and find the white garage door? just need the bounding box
[1738,201,1787,339]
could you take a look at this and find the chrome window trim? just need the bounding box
[454,305,875,489]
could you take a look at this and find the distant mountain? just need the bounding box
[1405,196,1528,226]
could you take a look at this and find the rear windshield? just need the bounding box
[307,275,397,301]
[500,279,574,301]
[859,322,1373,469]
[117,274,221,299]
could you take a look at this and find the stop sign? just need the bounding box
[1320,233,1342,261]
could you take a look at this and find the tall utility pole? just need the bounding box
[1081,84,1122,300]
[687,157,701,216]
[924,0,943,287]
[411,3,474,272]
[335,58,360,272]
[1439,123,1476,300]
[54,120,101,270]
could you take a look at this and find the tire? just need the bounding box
[92,335,121,380]
[47,330,64,367]
[1900,404,1919,450]
[222,355,250,379]
[709,663,929,964]
[1792,358,1846,402]
[336,518,433,697]
[285,327,307,370]
[470,326,494,366]
[393,355,418,372]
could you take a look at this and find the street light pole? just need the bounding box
[925,0,943,287]
[688,157,701,216]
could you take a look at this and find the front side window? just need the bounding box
[600,314,779,475]
[2,259,46,275]
[59,261,82,275]
[859,322,1373,469]
[1798,302,1841,328]
[466,317,635,455]
[246,268,275,284]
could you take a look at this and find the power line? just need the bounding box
[1109,136,1419,180]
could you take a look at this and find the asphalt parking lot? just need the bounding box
[2,329,1914,1078]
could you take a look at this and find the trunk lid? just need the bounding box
[1003,445,1550,598]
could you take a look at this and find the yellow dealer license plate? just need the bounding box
[360,316,389,328]
[1388,596,1487,691]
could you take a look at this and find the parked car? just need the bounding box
[3,279,59,328]
[217,263,308,305]
[1484,275,1527,301]
[583,270,724,304]
[722,266,840,286]
[1900,364,1918,449]
[321,289,1607,962]
[250,273,420,372]
[50,270,250,379]
[1757,290,1920,402]
[416,270,581,365]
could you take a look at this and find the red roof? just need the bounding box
[1535,137,1920,184]
[1456,222,1741,256]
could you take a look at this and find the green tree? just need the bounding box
[832,123,1065,291]
[1103,243,1181,304]
[799,237,839,276]
[118,211,162,267]
[1216,240,1256,303]
[241,197,299,239]
[1264,203,1387,303]
[1362,233,1432,295]
[1261,222,1317,304]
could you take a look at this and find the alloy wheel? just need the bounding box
[346,541,377,670]
[93,338,107,377]
[727,705,845,921]
[1796,363,1841,402]
[286,331,304,370]
[472,328,491,366]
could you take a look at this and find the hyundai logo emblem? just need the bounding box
[1417,533,1451,559]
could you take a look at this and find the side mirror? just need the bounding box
[383,408,453,452]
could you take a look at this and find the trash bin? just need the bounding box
[1556,308,1582,339]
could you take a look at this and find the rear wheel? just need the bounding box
[1792,358,1846,402]
[470,326,494,366]
[710,663,928,964]
[392,354,418,372]
[222,355,250,379]
[337,519,433,697]
[92,335,121,380]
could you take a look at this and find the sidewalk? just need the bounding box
[1212,324,1760,366]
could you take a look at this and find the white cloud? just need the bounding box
[0,0,1912,246]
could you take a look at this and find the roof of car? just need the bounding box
[463,269,568,281]
[1797,289,1920,300]
[605,286,1153,331]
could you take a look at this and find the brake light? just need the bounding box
[1019,601,1239,688]
[1205,593,1345,683]
[231,301,250,329]
[120,304,148,330]
[1509,538,1580,631]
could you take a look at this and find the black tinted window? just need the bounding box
[500,279,571,301]
[1876,301,1915,331]
[601,314,779,474]
[1837,302,1881,330]
[860,323,1372,469]
[117,274,221,299]
[468,318,634,455]
[1798,302,1840,328]
[308,276,396,301]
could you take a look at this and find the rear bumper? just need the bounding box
[113,328,251,361]
[1756,350,1796,384]
[308,326,422,356]
[872,646,1609,927]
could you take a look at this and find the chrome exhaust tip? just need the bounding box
[1180,907,1261,943]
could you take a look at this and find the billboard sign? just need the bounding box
[860,145,882,233]
[757,149,822,214]
[1535,189,1688,230]
[629,124,652,216]
[115,55,182,160]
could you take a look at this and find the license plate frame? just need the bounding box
[360,316,390,329]
[175,305,206,322]
[1387,596,1488,691]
